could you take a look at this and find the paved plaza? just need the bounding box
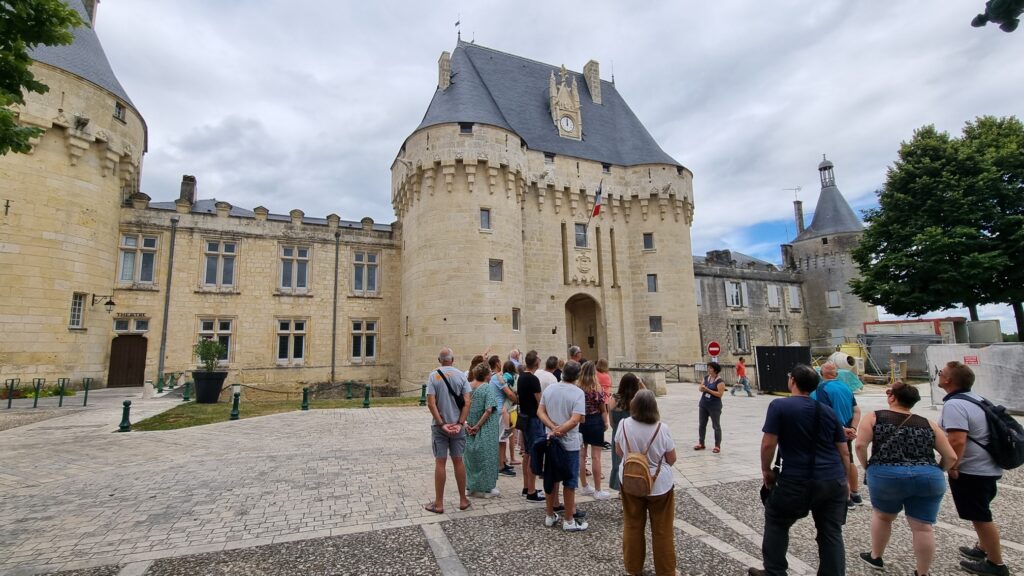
[2,382,1024,575]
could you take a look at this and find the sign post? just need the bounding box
[707,341,721,362]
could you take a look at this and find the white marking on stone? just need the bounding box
[421,523,468,576]
[935,521,1024,553]
[117,560,153,576]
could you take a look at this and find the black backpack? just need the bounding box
[951,393,1024,470]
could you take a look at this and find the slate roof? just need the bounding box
[415,42,681,168]
[694,251,778,271]
[147,200,393,232]
[794,183,864,241]
[28,0,134,107]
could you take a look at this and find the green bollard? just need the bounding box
[301,387,309,411]
[118,400,132,432]
[156,376,164,394]
[230,392,240,420]
[5,378,18,409]
[32,378,44,408]
[182,381,191,402]
[57,377,68,407]
[419,383,427,406]
[346,381,353,399]
[363,385,370,409]
[82,377,92,407]
[167,373,176,390]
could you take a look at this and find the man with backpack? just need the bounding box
[748,364,850,576]
[938,361,1010,576]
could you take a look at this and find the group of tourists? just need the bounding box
[749,360,1010,576]
[425,346,1010,576]
[424,345,680,573]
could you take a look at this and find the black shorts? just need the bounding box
[949,472,999,522]
[580,412,605,446]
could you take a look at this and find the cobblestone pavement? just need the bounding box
[2,383,1023,575]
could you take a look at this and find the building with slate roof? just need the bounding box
[1,6,874,391]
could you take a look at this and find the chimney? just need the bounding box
[438,51,451,90]
[583,60,601,104]
[179,175,196,204]
[793,200,805,233]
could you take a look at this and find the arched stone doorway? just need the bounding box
[565,294,603,362]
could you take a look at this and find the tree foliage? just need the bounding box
[851,116,1024,332]
[1,0,83,155]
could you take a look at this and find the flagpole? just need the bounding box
[586,179,603,232]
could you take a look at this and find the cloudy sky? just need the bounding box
[92,1,1021,331]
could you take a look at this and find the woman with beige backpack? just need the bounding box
[614,389,679,576]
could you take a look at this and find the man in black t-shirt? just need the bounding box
[517,350,544,502]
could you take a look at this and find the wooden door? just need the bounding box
[108,335,147,387]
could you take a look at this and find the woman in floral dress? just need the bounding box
[466,363,501,497]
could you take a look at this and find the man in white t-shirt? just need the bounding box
[535,356,559,391]
[538,360,588,532]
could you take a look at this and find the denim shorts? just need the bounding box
[580,412,605,446]
[866,464,946,523]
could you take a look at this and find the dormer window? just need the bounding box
[459,122,473,134]
[822,237,829,245]
[602,163,611,174]
[544,152,555,164]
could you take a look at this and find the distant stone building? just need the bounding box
[1,2,874,391]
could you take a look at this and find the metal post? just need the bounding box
[230,392,240,420]
[363,385,370,409]
[419,384,427,406]
[82,378,92,407]
[182,381,191,402]
[118,400,132,432]
[57,378,68,407]
[346,381,353,399]
[5,378,18,409]
[32,378,44,408]
[157,217,179,384]
[301,387,309,411]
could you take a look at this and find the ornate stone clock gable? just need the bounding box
[548,65,581,140]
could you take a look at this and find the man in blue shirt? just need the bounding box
[748,364,850,576]
[811,362,863,508]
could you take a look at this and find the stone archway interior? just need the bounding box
[565,294,600,362]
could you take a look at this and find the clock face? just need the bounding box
[560,115,575,132]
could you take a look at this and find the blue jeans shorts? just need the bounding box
[562,449,581,490]
[866,464,946,523]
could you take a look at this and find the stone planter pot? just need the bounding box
[193,371,228,403]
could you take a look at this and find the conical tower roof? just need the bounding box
[794,156,862,241]
[28,0,134,107]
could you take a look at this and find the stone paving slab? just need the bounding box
[3,382,1024,575]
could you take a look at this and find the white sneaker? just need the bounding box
[578,485,595,496]
[483,488,500,499]
[594,490,611,501]
[563,518,589,532]
[544,512,561,527]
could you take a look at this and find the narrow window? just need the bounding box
[574,223,587,248]
[731,324,750,353]
[280,245,310,292]
[459,122,473,134]
[277,319,307,364]
[695,279,702,307]
[726,281,746,307]
[119,234,158,284]
[544,152,555,164]
[134,319,149,332]
[352,319,377,361]
[69,293,85,328]
[512,308,521,332]
[822,237,829,245]
[827,290,842,308]
[774,325,789,346]
[767,284,781,309]
[480,208,491,230]
[601,163,611,174]
[113,101,126,122]
[642,232,654,250]
[647,274,658,293]
[353,250,380,296]
[113,319,130,332]
[649,316,663,333]
[489,259,503,282]
[788,286,802,310]
[198,318,232,364]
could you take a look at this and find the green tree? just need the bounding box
[1,0,83,155]
[851,116,1024,334]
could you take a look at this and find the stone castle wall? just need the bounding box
[0,63,144,383]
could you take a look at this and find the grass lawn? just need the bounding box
[132,396,422,431]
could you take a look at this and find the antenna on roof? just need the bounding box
[783,186,802,200]
[611,60,615,84]
[455,14,461,41]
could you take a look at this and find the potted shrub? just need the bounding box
[193,338,228,403]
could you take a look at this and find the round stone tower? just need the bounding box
[0,0,146,383]
[787,157,878,352]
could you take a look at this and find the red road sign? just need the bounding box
[964,355,980,365]
[707,341,721,356]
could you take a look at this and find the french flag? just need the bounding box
[592,182,603,217]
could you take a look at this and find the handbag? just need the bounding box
[436,369,465,411]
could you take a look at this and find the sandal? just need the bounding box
[693,443,706,450]
[423,502,444,514]
[712,446,721,453]
[459,501,472,511]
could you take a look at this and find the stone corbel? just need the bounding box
[640,198,650,221]
[65,132,92,166]
[536,185,546,211]
[489,165,500,196]
[421,166,434,199]
[622,197,632,223]
[553,186,562,214]
[610,195,620,221]
[505,171,515,201]
[568,188,579,216]
[658,197,668,221]
[464,163,477,194]
[441,163,456,194]
[683,198,695,225]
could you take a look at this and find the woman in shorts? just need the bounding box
[855,380,956,576]
[576,361,610,500]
